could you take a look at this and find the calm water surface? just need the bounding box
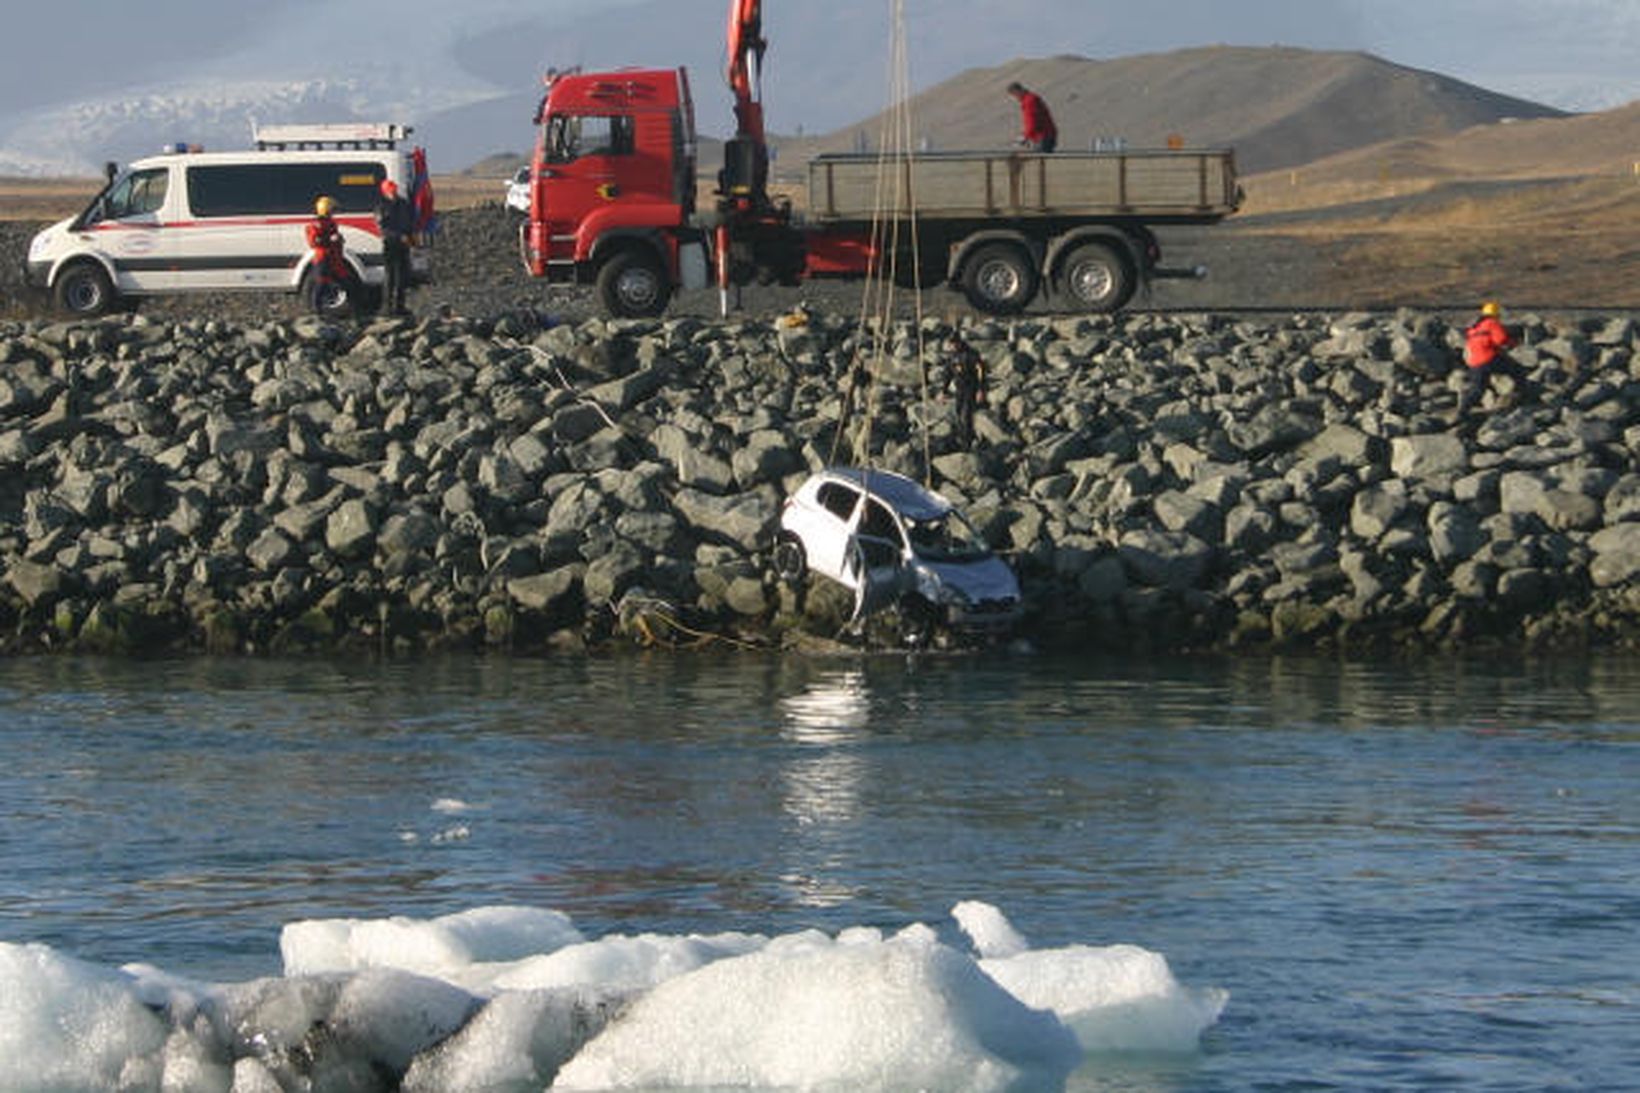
[1,651,1637,1090]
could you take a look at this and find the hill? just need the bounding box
[771,47,1565,175]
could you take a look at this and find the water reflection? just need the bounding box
[777,670,873,907]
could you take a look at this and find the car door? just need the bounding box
[804,480,862,584]
[844,498,909,619]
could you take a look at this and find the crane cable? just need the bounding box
[829,0,932,486]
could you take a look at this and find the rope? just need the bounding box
[830,0,932,484]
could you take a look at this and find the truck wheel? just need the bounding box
[597,250,671,318]
[961,243,1038,315]
[1060,242,1133,313]
[54,262,115,316]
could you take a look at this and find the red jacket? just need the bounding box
[1017,91,1057,145]
[305,216,349,281]
[1464,315,1515,368]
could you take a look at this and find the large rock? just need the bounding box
[1390,434,1467,480]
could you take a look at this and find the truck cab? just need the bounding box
[522,68,709,316]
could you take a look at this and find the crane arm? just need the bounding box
[725,0,766,144]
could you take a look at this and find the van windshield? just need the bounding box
[906,513,991,562]
[85,168,168,225]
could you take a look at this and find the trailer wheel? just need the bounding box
[597,249,672,318]
[54,261,115,317]
[1060,241,1134,313]
[961,243,1038,315]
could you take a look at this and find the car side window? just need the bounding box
[816,482,859,521]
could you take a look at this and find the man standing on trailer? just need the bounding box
[375,179,415,316]
[1007,81,1058,153]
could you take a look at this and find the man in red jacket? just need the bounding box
[1457,300,1531,416]
[1007,82,1058,153]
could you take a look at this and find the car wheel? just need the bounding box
[54,262,115,317]
[898,594,940,649]
[597,249,671,318]
[961,242,1038,315]
[772,533,808,585]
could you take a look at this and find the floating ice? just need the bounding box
[551,924,1083,1092]
[0,901,1227,1090]
[281,905,584,982]
[0,943,167,1090]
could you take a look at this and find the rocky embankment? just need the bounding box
[2,305,1638,656]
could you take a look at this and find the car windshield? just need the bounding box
[905,512,990,562]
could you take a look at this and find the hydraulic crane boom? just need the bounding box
[725,0,766,146]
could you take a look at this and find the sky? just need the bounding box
[2,0,1638,172]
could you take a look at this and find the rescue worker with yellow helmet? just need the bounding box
[304,194,363,318]
[1457,300,1531,417]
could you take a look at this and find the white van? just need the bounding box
[25,123,434,318]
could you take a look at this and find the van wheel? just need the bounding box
[597,250,671,318]
[55,262,115,316]
[961,243,1038,315]
[301,272,356,321]
[1060,242,1133,313]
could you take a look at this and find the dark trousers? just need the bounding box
[383,237,412,313]
[954,384,978,447]
[1457,353,1536,414]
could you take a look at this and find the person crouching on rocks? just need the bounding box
[1456,300,1531,416]
[305,195,363,319]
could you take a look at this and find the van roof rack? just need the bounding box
[253,123,413,150]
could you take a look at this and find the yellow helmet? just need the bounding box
[314,195,335,216]
[1480,300,1502,317]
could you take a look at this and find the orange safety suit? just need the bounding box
[305,215,350,283]
[1464,315,1515,368]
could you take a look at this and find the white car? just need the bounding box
[505,165,531,213]
[774,467,1022,642]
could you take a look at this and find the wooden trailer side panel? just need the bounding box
[808,150,1239,222]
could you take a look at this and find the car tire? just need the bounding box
[898,594,940,649]
[772,533,808,585]
[54,261,115,317]
[300,270,358,321]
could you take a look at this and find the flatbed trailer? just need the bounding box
[808,149,1240,223]
[800,149,1241,314]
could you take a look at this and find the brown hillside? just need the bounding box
[775,46,1563,175]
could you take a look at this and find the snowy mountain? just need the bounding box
[2,0,1638,176]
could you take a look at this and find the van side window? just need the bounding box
[545,115,635,163]
[816,482,859,522]
[187,162,387,217]
[100,169,169,221]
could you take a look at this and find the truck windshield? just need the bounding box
[907,513,990,562]
[545,114,635,163]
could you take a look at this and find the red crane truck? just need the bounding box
[520,1,1240,319]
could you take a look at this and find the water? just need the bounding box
[2,651,1638,1090]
